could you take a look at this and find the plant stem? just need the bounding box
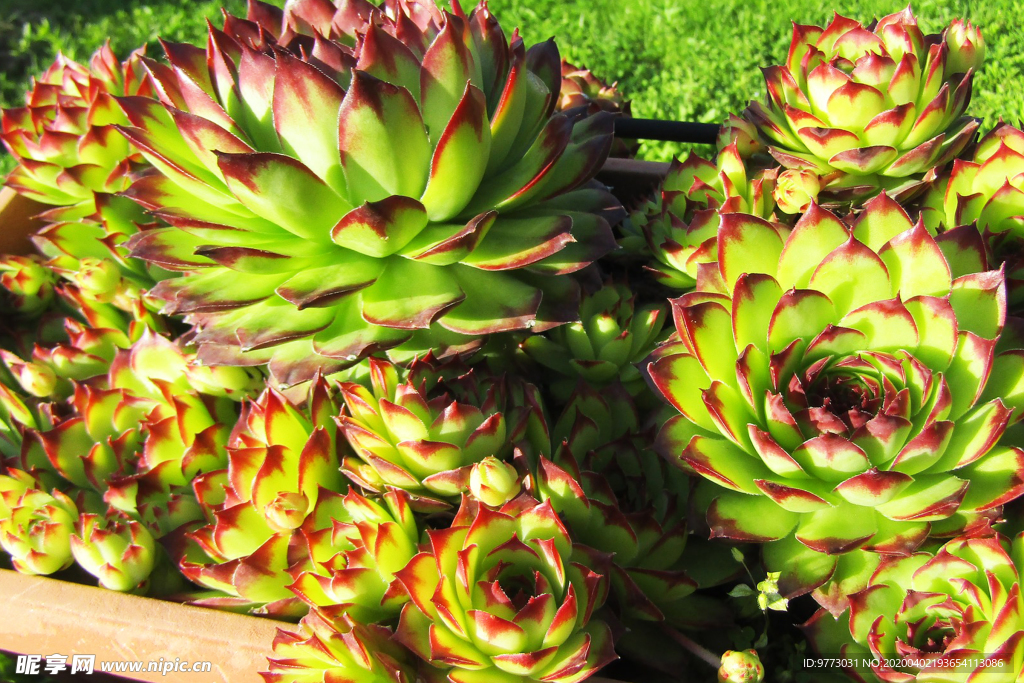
[661,625,721,669]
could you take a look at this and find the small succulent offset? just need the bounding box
[337,356,535,503]
[618,144,776,290]
[394,497,616,683]
[0,255,56,319]
[288,488,421,626]
[69,510,156,592]
[182,377,344,616]
[0,469,77,575]
[520,283,666,399]
[922,122,1024,307]
[262,611,417,683]
[744,8,982,205]
[650,195,1024,597]
[117,0,619,387]
[1,44,152,218]
[558,60,636,158]
[805,532,1024,683]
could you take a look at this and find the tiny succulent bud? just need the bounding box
[772,169,820,214]
[70,512,156,592]
[468,456,520,507]
[75,258,122,303]
[718,650,764,683]
[0,255,56,316]
[717,114,763,159]
[12,361,58,398]
[266,491,311,532]
[946,20,985,76]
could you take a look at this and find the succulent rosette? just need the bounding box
[1,44,172,325]
[520,283,666,398]
[617,144,776,290]
[181,377,347,615]
[650,194,1024,597]
[31,194,174,305]
[805,532,1024,682]
[394,496,615,683]
[922,123,1024,306]
[546,382,688,514]
[289,488,421,625]
[116,0,619,387]
[0,468,78,574]
[2,317,137,402]
[534,455,704,628]
[69,509,157,591]
[717,114,764,160]
[558,61,629,116]
[558,60,635,158]
[1,44,152,218]
[19,332,251,497]
[743,8,981,204]
[263,611,417,683]
[338,357,529,502]
[0,255,57,319]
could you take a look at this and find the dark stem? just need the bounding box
[613,118,719,144]
[661,624,721,669]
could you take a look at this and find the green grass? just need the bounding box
[1,0,1023,172]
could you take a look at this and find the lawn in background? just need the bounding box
[1,0,1022,173]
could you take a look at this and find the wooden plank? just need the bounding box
[0,570,633,682]
[596,158,670,204]
[0,187,46,256]
[0,569,290,682]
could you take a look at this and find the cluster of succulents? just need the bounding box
[3,2,1024,683]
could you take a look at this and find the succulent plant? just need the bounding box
[535,454,709,629]
[744,8,981,204]
[338,357,534,502]
[547,382,690,516]
[19,332,251,497]
[32,193,173,301]
[520,283,666,398]
[558,60,635,158]
[922,122,1024,307]
[289,488,421,625]
[0,468,78,574]
[617,145,776,290]
[805,532,1024,682]
[116,0,619,387]
[394,496,616,683]
[558,61,630,116]
[0,255,57,319]
[1,44,152,218]
[70,509,156,591]
[182,376,346,615]
[649,195,1024,598]
[263,610,417,683]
